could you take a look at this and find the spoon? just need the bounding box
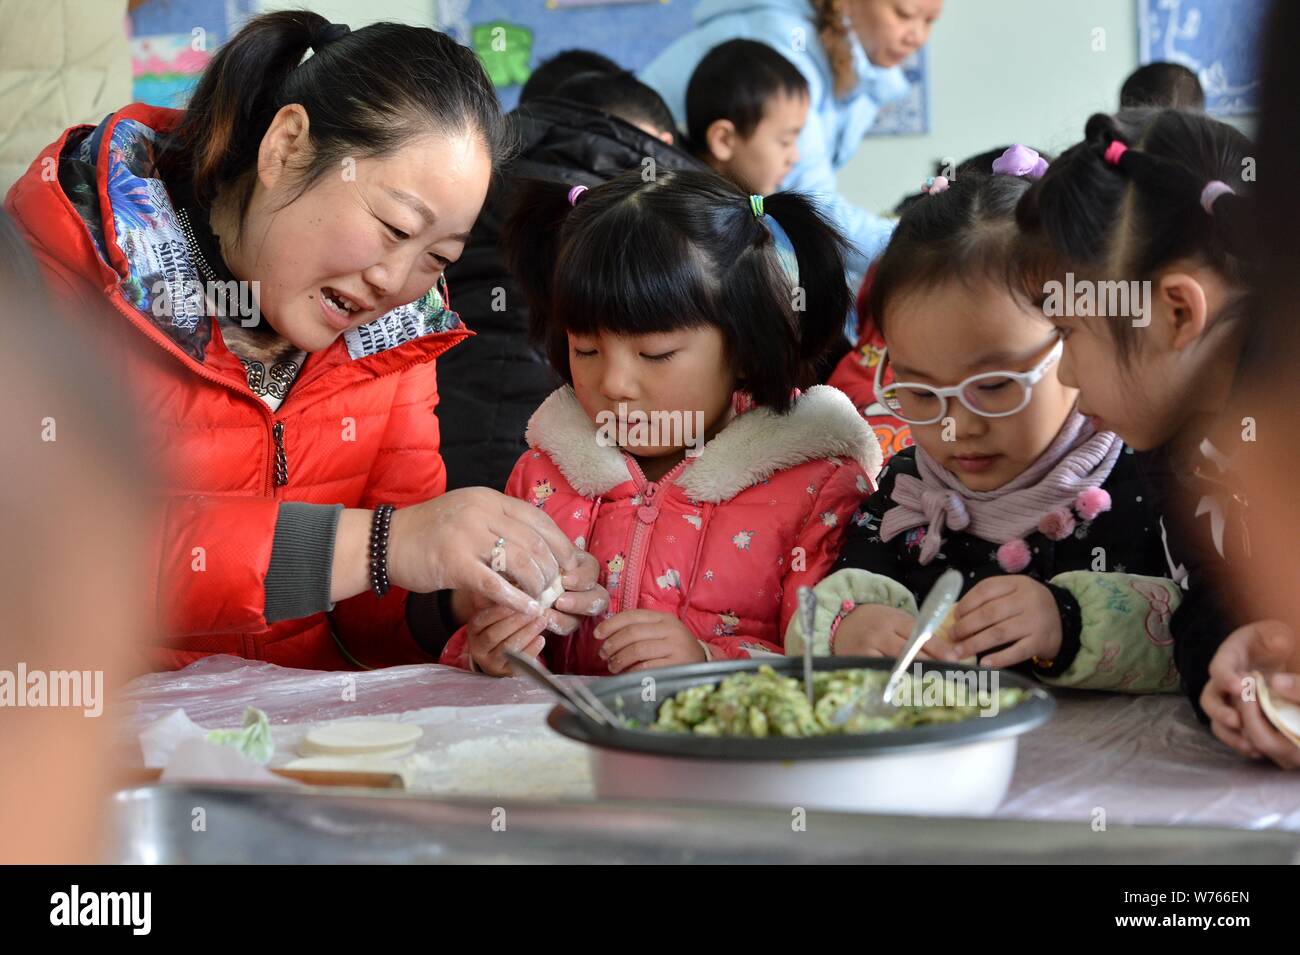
[797,586,817,706]
[505,649,621,727]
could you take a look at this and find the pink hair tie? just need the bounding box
[567,184,589,207]
[921,175,950,195]
[1200,180,1234,215]
[1103,140,1128,167]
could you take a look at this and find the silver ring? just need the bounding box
[489,537,506,567]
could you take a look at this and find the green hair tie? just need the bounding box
[749,194,765,218]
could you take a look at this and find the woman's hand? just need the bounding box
[449,552,609,632]
[332,487,587,614]
[594,610,707,673]
[949,575,1062,668]
[1201,620,1300,769]
[543,563,610,635]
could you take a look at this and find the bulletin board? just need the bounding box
[129,0,258,108]
[1138,0,1266,116]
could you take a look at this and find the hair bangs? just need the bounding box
[551,205,717,339]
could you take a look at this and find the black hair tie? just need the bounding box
[311,22,351,51]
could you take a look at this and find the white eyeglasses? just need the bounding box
[873,338,1064,425]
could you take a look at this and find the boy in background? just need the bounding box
[685,39,809,197]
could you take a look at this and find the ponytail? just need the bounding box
[158,12,511,227]
[759,191,852,377]
[161,11,326,206]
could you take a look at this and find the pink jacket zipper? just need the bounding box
[618,458,689,613]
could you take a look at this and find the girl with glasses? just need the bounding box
[787,149,1183,692]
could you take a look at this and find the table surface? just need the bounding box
[117,655,1300,832]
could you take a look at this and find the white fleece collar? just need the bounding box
[525,386,882,502]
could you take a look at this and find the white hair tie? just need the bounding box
[1200,180,1234,215]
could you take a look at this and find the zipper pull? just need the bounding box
[637,481,660,524]
[272,421,288,487]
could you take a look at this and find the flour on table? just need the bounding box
[403,735,594,800]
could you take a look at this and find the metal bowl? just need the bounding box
[547,657,1055,815]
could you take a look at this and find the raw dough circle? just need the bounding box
[299,721,423,757]
[285,755,407,774]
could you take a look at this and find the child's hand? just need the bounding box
[1201,620,1300,769]
[467,604,549,677]
[949,575,1062,669]
[832,604,957,661]
[594,610,707,673]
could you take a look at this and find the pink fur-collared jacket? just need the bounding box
[440,385,881,674]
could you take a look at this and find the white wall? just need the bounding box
[838,0,1140,214]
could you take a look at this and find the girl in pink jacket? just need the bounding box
[441,169,881,675]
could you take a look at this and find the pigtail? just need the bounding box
[503,178,587,372]
[1018,107,1256,362]
[1204,191,1256,261]
[158,11,326,204]
[760,191,853,380]
[1017,129,1123,270]
[1088,110,1257,261]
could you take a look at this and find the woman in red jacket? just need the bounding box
[4,12,604,671]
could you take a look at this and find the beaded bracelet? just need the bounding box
[370,504,395,598]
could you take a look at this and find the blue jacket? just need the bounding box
[640,0,909,274]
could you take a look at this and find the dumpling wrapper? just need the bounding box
[932,609,978,667]
[537,575,565,612]
[300,721,423,758]
[285,755,408,775]
[1254,670,1300,749]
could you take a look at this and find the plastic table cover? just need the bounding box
[115,655,1300,830]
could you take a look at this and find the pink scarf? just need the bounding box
[880,413,1122,565]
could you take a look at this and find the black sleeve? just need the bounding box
[1170,576,1240,721]
[1133,450,1245,721]
[406,590,461,659]
[1033,583,1084,678]
[835,458,908,581]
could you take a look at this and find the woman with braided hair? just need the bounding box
[641,0,942,280]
